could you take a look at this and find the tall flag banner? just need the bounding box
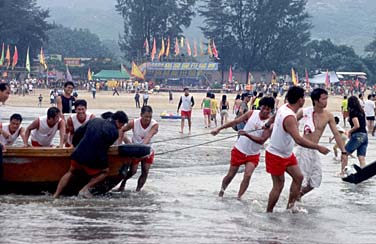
[305,69,310,91]
[151,37,156,61]
[193,40,197,57]
[325,70,330,89]
[165,37,170,57]
[12,46,18,70]
[208,40,213,56]
[39,47,47,70]
[66,65,73,81]
[180,36,184,47]
[228,65,233,83]
[271,71,277,84]
[87,67,92,81]
[291,68,297,86]
[199,39,204,56]
[5,45,10,68]
[25,47,30,73]
[131,61,145,80]
[186,38,191,56]
[158,38,165,60]
[144,38,149,55]
[174,37,180,56]
[247,72,252,85]
[0,43,4,66]
[212,40,219,59]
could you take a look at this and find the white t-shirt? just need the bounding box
[364,100,375,117]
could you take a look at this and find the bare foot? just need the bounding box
[218,188,225,197]
[78,189,93,198]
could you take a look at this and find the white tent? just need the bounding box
[309,71,339,84]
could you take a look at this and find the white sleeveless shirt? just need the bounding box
[234,110,268,155]
[131,118,158,146]
[70,112,93,132]
[181,95,192,111]
[266,103,296,158]
[0,123,21,145]
[31,116,60,146]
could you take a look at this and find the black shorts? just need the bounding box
[366,116,375,121]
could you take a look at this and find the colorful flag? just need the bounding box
[151,37,156,61]
[199,39,204,56]
[144,38,149,55]
[158,38,165,60]
[66,65,73,81]
[39,47,47,70]
[325,70,330,89]
[305,69,310,91]
[0,43,4,66]
[131,61,145,80]
[165,37,170,57]
[271,71,277,84]
[25,47,30,73]
[180,36,184,47]
[193,40,197,57]
[5,45,10,68]
[247,71,253,85]
[87,67,92,81]
[186,38,191,56]
[228,65,233,83]
[174,37,180,56]
[12,46,18,70]
[208,40,212,56]
[212,40,219,59]
[291,68,297,86]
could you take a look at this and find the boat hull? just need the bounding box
[0,146,146,195]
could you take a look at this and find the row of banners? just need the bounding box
[145,62,218,71]
[146,69,208,79]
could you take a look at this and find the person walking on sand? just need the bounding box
[200,92,211,128]
[211,97,274,200]
[295,88,348,200]
[177,87,194,133]
[220,95,230,126]
[265,86,329,213]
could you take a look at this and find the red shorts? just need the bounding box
[230,147,260,167]
[203,108,211,115]
[132,151,155,165]
[31,140,43,147]
[70,160,105,176]
[265,150,298,176]
[181,110,192,118]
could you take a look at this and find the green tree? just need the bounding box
[44,25,113,59]
[199,0,311,74]
[0,0,50,64]
[116,0,196,62]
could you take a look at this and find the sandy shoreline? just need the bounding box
[4,88,344,115]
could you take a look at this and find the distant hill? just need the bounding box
[37,0,376,54]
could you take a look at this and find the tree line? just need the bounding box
[1,0,376,81]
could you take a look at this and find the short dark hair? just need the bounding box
[112,111,128,124]
[10,113,23,122]
[310,88,328,105]
[183,87,189,91]
[64,81,74,88]
[368,94,373,100]
[74,99,87,108]
[141,105,153,114]
[334,116,340,124]
[47,107,60,119]
[259,97,275,110]
[211,93,215,99]
[286,86,305,104]
[0,83,9,91]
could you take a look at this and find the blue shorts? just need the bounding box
[345,132,368,157]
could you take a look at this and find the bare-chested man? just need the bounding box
[296,88,348,199]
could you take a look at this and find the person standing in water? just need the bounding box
[177,88,194,134]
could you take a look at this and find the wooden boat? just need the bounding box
[0,144,151,195]
[160,114,181,119]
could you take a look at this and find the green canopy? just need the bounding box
[93,69,130,80]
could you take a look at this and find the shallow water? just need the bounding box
[1,105,376,244]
